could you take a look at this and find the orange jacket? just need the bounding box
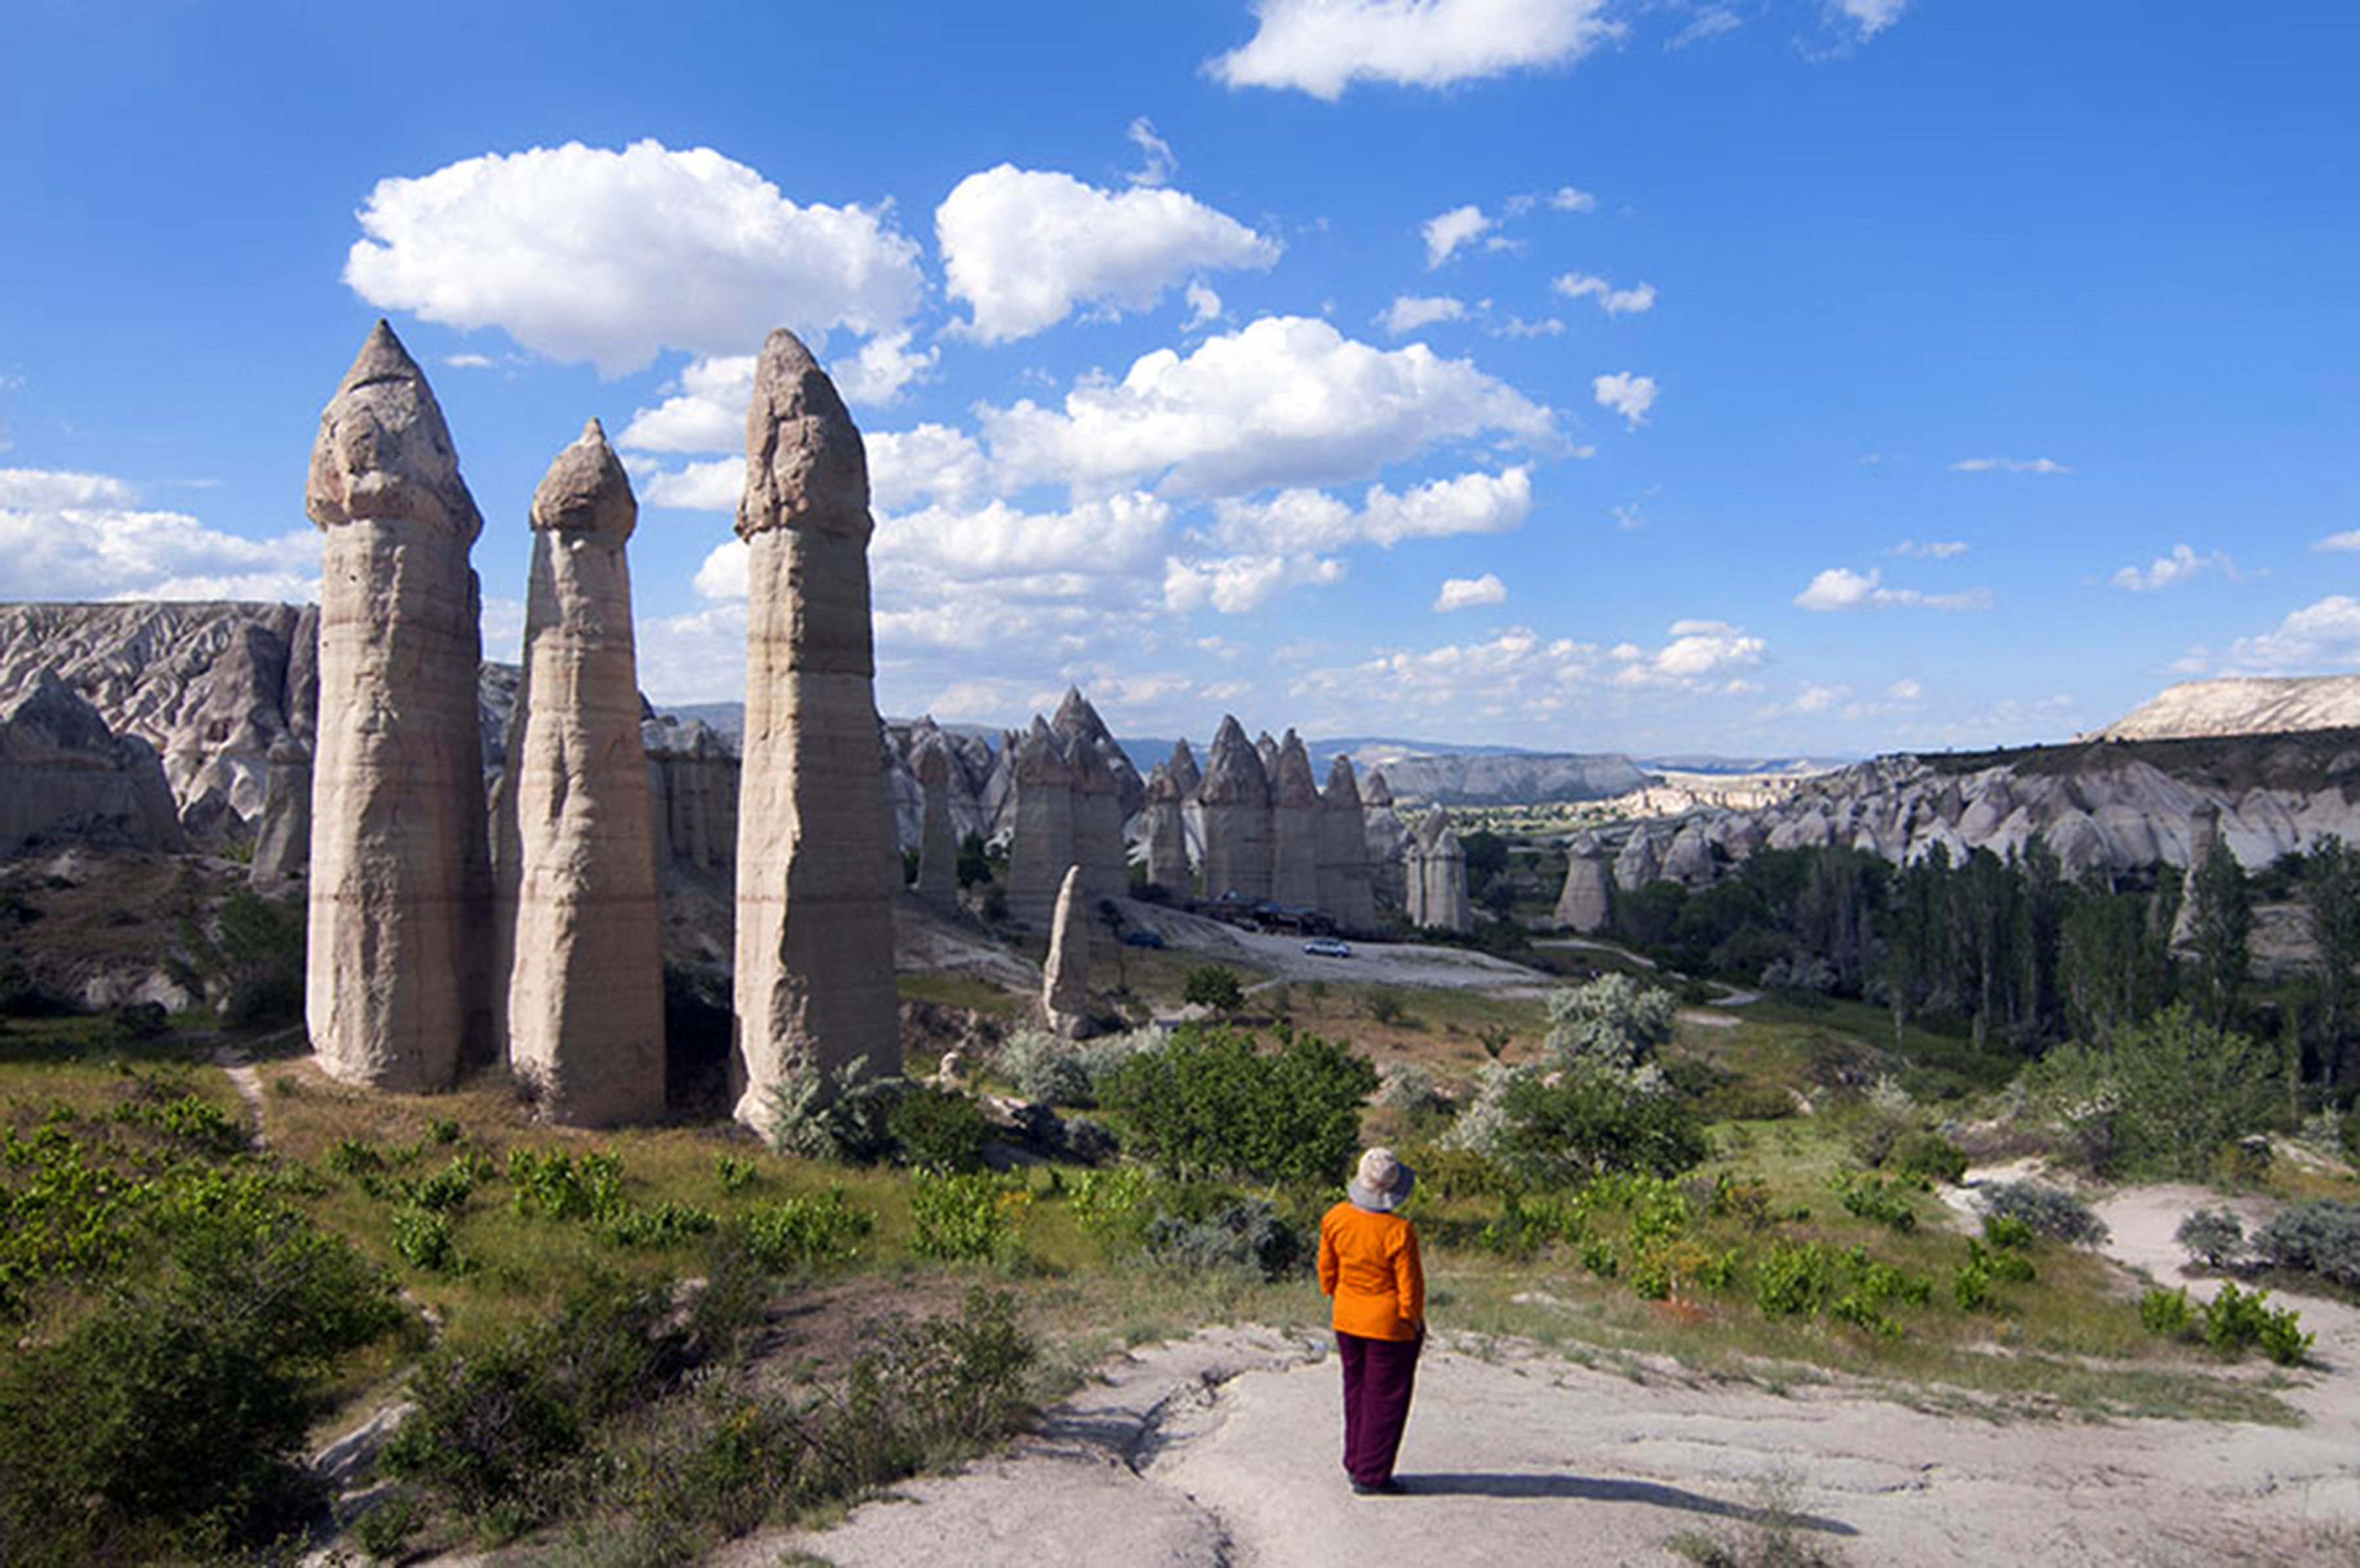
[1318,1201,1424,1341]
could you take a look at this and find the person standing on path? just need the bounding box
[1318,1147,1425,1495]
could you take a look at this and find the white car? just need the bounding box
[1301,938,1353,958]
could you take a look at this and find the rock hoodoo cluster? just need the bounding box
[1198,716,1274,903]
[304,323,494,1093]
[495,421,665,1127]
[1404,806,1472,932]
[730,329,900,1137]
[1553,831,1613,934]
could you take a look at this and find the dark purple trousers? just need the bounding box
[1336,1328,1421,1486]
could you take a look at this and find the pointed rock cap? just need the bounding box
[1565,829,1603,857]
[915,733,952,788]
[1166,737,1202,797]
[1272,730,1320,806]
[1417,805,1459,850]
[1255,731,1281,775]
[1200,715,1270,805]
[531,419,636,540]
[1051,686,1116,751]
[1015,718,1073,785]
[736,328,869,541]
[1362,768,1394,808]
[1322,753,1363,812]
[1145,761,1181,803]
[307,320,482,541]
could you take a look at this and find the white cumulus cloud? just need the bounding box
[345,140,924,376]
[2228,596,2360,671]
[2112,543,2237,593]
[1423,205,1493,268]
[1593,371,1658,428]
[1163,552,1346,614]
[936,164,1280,343]
[1434,572,1507,611]
[1794,566,1992,612]
[2313,530,2360,553]
[1381,294,1468,336]
[1211,0,1619,99]
[0,466,319,602]
[983,315,1553,499]
[1212,467,1533,553]
[1950,456,2072,475]
[1832,0,1908,39]
[634,458,745,513]
[1554,272,1657,314]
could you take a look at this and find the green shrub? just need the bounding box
[2247,1200,2360,1288]
[1543,974,1676,1074]
[391,1204,463,1272]
[0,1196,402,1563]
[2140,1285,2194,1336]
[401,1152,484,1213]
[764,1057,902,1165]
[1837,1171,1920,1233]
[1890,1130,1969,1185]
[1980,1214,2036,1251]
[1496,1065,1710,1187]
[2201,1282,2313,1365]
[1403,1141,1522,1201]
[1976,1181,2108,1246]
[1068,1164,1156,1257]
[1756,1240,1841,1318]
[713,1152,758,1193]
[509,1147,628,1224]
[909,1170,1029,1263]
[604,1199,720,1249]
[111,1089,250,1159]
[888,1084,993,1173]
[1100,1025,1377,1189]
[1181,965,1246,1012]
[998,1028,1093,1107]
[2174,1207,2247,1270]
[1142,1193,1303,1280]
[738,1188,874,1270]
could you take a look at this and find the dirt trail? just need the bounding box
[741,1190,2360,1567]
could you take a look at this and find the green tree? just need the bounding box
[1181,964,1246,1013]
[1496,1067,1709,1186]
[2028,1005,2275,1177]
[2303,836,2360,1084]
[2185,840,2252,1030]
[1100,1025,1378,1188]
[1543,973,1676,1074]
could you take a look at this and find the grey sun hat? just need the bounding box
[1347,1147,1416,1212]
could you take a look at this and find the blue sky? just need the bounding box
[3,0,2356,756]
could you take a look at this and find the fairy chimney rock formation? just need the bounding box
[1200,716,1273,903]
[1166,736,1203,799]
[1270,730,1324,908]
[1361,768,1410,910]
[1143,762,1192,893]
[1407,806,1472,932]
[1554,831,1613,934]
[1069,734,1128,903]
[1613,827,1662,892]
[248,732,312,886]
[1042,863,1090,1035]
[1008,720,1076,925]
[914,736,960,907]
[732,329,900,1135]
[305,321,492,1092]
[500,421,665,1126]
[1317,754,1377,930]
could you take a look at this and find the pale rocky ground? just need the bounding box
[724,1175,2360,1568]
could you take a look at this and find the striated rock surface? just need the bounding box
[498,421,663,1126]
[1554,831,1612,934]
[1042,864,1090,1035]
[305,321,492,1092]
[1316,755,1375,930]
[914,735,960,907]
[1199,716,1272,903]
[644,716,739,871]
[1069,734,1130,903]
[1345,748,1653,806]
[1613,827,1661,892]
[248,732,312,885]
[1008,720,1076,926]
[0,673,184,856]
[1050,687,1146,817]
[731,330,900,1135]
[1361,768,1410,910]
[1405,806,1470,932]
[1143,762,1191,893]
[1166,736,1203,799]
[1268,730,1323,909]
[2100,675,2360,741]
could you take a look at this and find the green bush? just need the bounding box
[998,1028,1094,1106]
[2140,1285,2195,1336]
[1543,974,1676,1074]
[1837,1171,1920,1233]
[2201,1282,2312,1365]
[1495,1065,1709,1187]
[1100,1025,1377,1189]
[909,1170,1029,1263]
[604,1199,720,1249]
[1976,1181,2108,1246]
[2174,1207,2247,1270]
[1181,965,1246,1012]
[2247,1200,2360,1288]
[764,1057,903,1165]
[714,1152,758,1193]
[1069,1164,1157,1257]
[392,1204,463,1272]
[509,1147,627,1224]
[1142,1192,1303,1280]
[738,1188,874,1270]
[0,1195,403,1563]
[1889,1130,1969,1185]
[888,1084,993,1173]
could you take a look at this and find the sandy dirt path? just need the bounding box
[739,1196,2360,1567]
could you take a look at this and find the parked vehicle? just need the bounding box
[1301,938,1353,958]
[1121,930,1168,949]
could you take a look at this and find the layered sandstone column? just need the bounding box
[1069,737,1128,903]
[1269,730,1322,908]
[1042,863,1090,1036]
[1412,807,1472,932]
[1554,831,1613,934]
[1362,768,1410,911]
[732,330,899,1134]
[1007,720,1075,926]
[1199,716,1272,903]
[1316,755,1376,930]
[305,321,492,1091]
[1143,762,1191,894]
[915,736,960,908]
[500,421,665,1126]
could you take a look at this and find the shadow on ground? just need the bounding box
[1397,1472,1858,1536]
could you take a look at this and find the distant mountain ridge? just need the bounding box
[2098,676,2360,741]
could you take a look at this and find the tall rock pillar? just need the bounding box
[1199,715,1272,903]
[304,321,492,1091]
[1316,755,1376,930]
[500,421,665,1126]
[1042,863,1090,1036]
[1554,831,1613,934]
[1269,730,1323,907]
[914,737,961,908]
[732,330,900,1134]
[1143,762,1191,894]
[1007,720,1075,925]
